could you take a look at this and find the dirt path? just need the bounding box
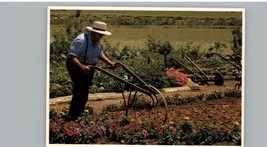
[50,80,241,114]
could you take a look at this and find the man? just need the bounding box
[66,21,118,120]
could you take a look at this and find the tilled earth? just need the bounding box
[50,80,242,133]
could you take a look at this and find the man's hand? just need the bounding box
[100,54,121,69]
[110,62,121,69]
[68,55,95,74]
[81,65,95,74]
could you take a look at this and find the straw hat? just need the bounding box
[86,21,111,36]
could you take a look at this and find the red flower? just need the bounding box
[67,130,74,137]
[63,124,68,132]
[51,126,58,133]
[166,70,189,86]
[125,130,129,135]
[50,121,59,133]
[111,123,117,131]
[129,122,136,130]
[69,121,77,127]
[157,125,164,133]
[50,121,57,127]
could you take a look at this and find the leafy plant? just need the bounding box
[102,104,122,112]
[180,120,193,134]
[226,125,241,145]
[179,42,202,61]
[208,42,227,53]
[49,108,241,145]
[193,127,225,145]
[145,36,174,55]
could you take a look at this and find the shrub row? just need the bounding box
[51,12,242,28]
[102,90,241,112]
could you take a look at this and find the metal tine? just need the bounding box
[169,58,204,80]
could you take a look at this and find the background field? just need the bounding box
[50,10,242,53]
[106,26,233,52]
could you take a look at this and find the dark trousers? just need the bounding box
[66,59,95,120]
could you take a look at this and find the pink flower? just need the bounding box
[115,128,121,134]
[142,129,148,138]
[97,121,104,126]
[169,125,177,134]
[74,128,81,134]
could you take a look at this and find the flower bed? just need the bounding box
[49,111,241,145]
[49,90,241,145]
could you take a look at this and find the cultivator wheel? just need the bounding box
[146,85,167,125]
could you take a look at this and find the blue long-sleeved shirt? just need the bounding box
[68,31,103,65]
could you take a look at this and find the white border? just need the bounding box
[46,6,51,147]
[48,6,245,12]
[46,6,245,147]
[241,7,245,147]
[3,0,267,2]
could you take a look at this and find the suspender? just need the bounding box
[83,33,89,63]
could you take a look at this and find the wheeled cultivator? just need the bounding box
[169,56,224,86]
[207,53,242,89]
[169,54,242,88]
[92,62,168,124]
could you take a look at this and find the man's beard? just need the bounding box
[92,41,99,47]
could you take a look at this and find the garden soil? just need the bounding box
[50,80,242,133]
